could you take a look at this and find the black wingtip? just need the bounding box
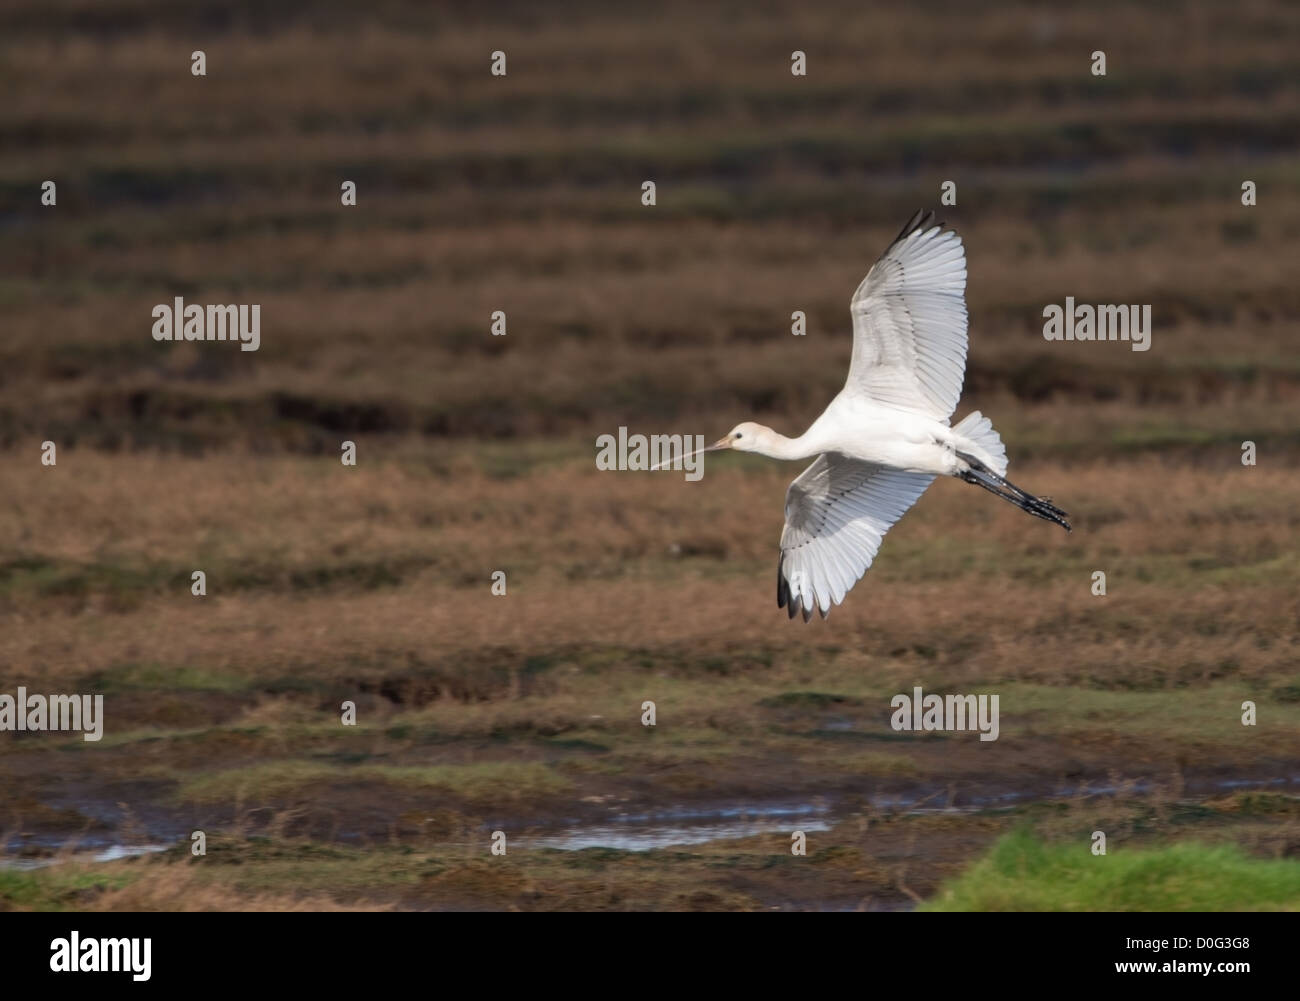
[777,560,800,619]
[778,558,824,622]
[890,209,944,248]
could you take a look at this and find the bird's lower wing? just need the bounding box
[778,454,935,621]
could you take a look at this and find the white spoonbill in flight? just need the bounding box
[688,210,1070,621]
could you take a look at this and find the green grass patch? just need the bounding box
[0,868,134,911]
[923,829,1300,911]
[90,662,251,694]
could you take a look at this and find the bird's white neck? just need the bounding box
[755,429,822,461]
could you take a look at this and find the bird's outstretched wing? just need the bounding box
[846,210,968,422]
[778,454,935,621]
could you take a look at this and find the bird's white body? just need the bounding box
[747,394,996,477]
[694,211,1069,620]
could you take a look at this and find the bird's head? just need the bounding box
[711,421,771,454]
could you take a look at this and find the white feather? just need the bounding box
[778,454,935,620]
[846,216,969,422]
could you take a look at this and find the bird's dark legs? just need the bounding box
[957,454,1072,532]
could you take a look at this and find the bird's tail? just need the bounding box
[951,410,1008,478]
[958,452,1071,532]
[952,413,1070,532]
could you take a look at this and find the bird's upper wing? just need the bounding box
[778,453,935,621]
[846,210,969,422]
